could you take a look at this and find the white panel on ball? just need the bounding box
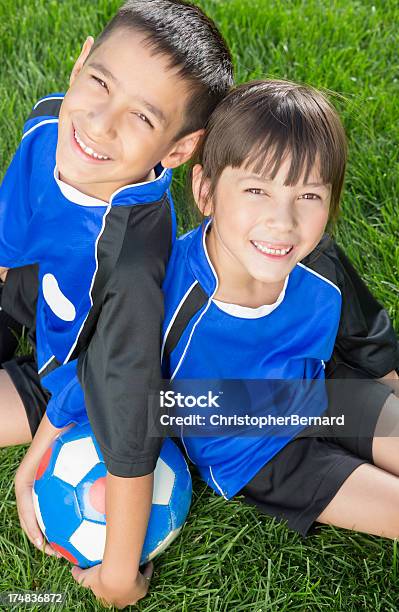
[147,526,182,561]
[53,438,99,487]
[32,490,46,536]
[152,458,175,505]
[70,520,106,562]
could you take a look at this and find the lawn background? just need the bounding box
[0,0,398,610]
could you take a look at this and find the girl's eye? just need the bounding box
[245,188,266,195]
[91,76,108,91]
[299,193,320,200]
[134,113,153,128]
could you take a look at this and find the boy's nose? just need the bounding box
[87,108,117,140]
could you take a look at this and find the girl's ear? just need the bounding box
[192,164,213,216]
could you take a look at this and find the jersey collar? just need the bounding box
[187,218,218,297]
[54,163,172,208]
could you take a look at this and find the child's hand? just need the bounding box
[71,561,153,609]
[14,466,59,557]
[0,266,8,282]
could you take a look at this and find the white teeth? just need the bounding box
[74,130,110,160]
[253,241,292,255]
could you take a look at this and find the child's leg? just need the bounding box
[316,462,399,538]
[371,392,399,475]
[0,369,32,446]
[316,385,399,537]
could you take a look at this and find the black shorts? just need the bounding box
[2,355,50,437]
[237,366,393,537]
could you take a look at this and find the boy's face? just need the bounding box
[56,29,199,201]
[194,157,331,300]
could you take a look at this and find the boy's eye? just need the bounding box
[91,76,108,91]
[134,112,153,128]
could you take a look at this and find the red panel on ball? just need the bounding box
[88,477,106,514]
[50,542,78,564]
[36,446,53,480]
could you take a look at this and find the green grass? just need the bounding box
[0,0,398,609]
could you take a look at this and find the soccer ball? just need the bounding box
[32,423,192,567]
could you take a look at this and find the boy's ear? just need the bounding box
[161,129,204,170]
[69,37,95,87]
[192,164,212,216]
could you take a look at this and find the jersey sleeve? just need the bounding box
[0,141,34,268]
[77,204,171,477]
[0,94,63,269]
[327,240,398,376]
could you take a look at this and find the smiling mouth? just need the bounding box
[251,240,294,256]
[73,128,111,161]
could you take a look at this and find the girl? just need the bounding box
[161,80,399,539]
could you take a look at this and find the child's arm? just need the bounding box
[304,237,398,378]
[71,473,154,608]
[332,241,398,377]
[74,202,170,604]
[14,413,69,556]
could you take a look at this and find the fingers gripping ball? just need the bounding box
[32,423,192,568]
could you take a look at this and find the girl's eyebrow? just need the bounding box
[238,173,329,189]
[303,182,329,188]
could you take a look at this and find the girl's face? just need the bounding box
[194,156,331,302]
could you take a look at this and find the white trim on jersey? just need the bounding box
[22,118,59,140]
[33,95,64,110]
[209,466,227,500]
[109,165,170,203]
[38,354,56,375]
[161,280,199,363]
[213,275,289,319]
[63,203,113,364]
[297,262,341,294]
[54,167,108,208]
[170,219,217,380]
[180,424,196,465]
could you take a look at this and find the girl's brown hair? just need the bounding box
[192,79,347,220]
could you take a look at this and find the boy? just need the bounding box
[0,0,233,607]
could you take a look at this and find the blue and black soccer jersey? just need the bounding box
[0,94,176,476]
[161,220,398,499]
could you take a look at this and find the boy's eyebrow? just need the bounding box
[88,61,167,126]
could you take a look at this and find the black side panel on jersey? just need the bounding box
[67,205,132,362]
[163,282,208,362]
[27,98,62,120]
[70,195,172,362]
[302,235,398,376]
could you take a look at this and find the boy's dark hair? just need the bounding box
[91,0,234,139]
[195,80,347,220]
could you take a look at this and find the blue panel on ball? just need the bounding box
[141,503,172,562]
[39,477,82,540]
